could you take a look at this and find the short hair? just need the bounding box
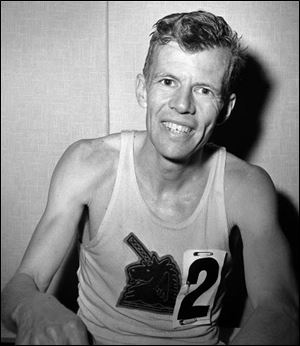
[143,10,246,98]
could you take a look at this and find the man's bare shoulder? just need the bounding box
[62,133,121,172]
[225,151,277,229]
[50,133,122,203]
[225,151,273,190]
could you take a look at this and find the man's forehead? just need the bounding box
[154,41,230,65]
[151,42,231,80]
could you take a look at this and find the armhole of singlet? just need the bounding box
[82,131,131,249]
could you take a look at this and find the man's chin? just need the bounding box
[160,148,200,164]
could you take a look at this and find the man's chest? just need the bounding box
[140,184,208,224]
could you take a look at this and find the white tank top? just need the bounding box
[77,131,231,345]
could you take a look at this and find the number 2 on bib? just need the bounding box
[173,249,226,328]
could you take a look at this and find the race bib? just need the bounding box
[173,249,226,328]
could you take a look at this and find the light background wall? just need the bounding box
[1,0,299,339]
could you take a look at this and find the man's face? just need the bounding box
[137,41,234,162]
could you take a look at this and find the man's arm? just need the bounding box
[1,140,95,344]
[228,165,298,345]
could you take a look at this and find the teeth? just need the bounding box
[163,122,192,134]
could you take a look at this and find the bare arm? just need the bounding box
[1,140,96,344]
[228,166,298,345]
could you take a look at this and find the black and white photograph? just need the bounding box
[1,1,299,345]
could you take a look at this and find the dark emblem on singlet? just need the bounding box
[117,233,181,314]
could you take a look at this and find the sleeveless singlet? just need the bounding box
[77,131,232,345]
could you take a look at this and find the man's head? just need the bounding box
[136,10,246,162]
[143,10,245,99]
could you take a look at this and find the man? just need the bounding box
[1,9,298,345]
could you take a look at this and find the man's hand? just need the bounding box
[13,292,90,345]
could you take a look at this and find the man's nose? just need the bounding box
[168,87,196,115]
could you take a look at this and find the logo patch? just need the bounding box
[117,233,181,314]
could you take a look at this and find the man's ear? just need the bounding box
[217,93,236,125]
[136,74,147,108]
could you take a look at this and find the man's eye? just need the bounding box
[160,79,176,87]
[196,87,212,95]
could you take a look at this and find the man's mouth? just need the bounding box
[162,121,193,135]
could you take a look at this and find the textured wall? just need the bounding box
[1,0,299,339]
[1,0,108,294]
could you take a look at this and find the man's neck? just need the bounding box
[135,134,207,196]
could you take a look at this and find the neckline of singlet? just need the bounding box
[124,131,222,230]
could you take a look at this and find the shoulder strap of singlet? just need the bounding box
[119,130,134,172]
[207,145,228,234]
[210,145,226,195]
[110,130,135,201]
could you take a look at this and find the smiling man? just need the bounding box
[1,9,298,345]
[137,42,235,161]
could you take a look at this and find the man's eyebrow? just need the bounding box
[153,72,178,79]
